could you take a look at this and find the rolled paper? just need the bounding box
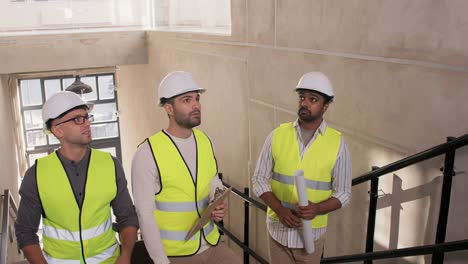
[294,169,315,254]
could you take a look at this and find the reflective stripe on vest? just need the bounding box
[272,172,332,191]
[267,122,341,229]
[148,129,221,256]
[43,216,112,242]
[155,196,209,212]
[37,149,119,262]
[44,243,119,264]
[160,221,215,241]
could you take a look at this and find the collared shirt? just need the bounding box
[15,148,139,249]
[252,120,352,248]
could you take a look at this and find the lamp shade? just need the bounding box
[65,76,93,94]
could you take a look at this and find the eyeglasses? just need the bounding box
[55,114,94,126]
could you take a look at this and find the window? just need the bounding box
[153,0,231,35]
[18,73,122,167]
[1,0,149,33]
[2,0,232,35]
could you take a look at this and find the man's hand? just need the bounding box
[211,202,227,222]
[297,201,320,220]
[259,192,302,228]
[275,206,302,228]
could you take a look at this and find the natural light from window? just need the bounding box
[154,0,231,35]
[0,0,231,36]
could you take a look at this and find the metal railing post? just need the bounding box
[364,166,380,264]
[243,188,250,264]
[432,137,456,263]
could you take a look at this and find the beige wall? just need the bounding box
[113,0,468,263]
[115,64,156,193]
[0,31,148,74]
[0,76,22,262]
[0,76,20,197]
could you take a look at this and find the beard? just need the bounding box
[174,110,201,129]
[298,107,320,123]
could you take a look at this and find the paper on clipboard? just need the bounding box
[184,187,232,241]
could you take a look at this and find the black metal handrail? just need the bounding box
[1,189,19,264]
[321,239,468,263]
[215,223,268,264]
[219,133,468,264]
[352,134,468,186]
[223,182,266,211]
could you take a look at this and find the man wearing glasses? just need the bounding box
[15,91,138,264]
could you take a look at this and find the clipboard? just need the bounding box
[184,187,232,241]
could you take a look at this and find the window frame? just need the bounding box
[18,73,122,166]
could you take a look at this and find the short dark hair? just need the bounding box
[296,89,334,104]
[160,90,203,106]
[159,97,175,106]
[46,105,89,130]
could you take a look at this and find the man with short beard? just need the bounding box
[252,72,352,264]
[131,71,240,264]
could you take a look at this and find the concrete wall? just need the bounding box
[113,1,468,263]
[0,76,19,198]
[0,31,148,74]
[0,76,22,263]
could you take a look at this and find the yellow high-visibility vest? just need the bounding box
[267,122,341,228]
[148,129,220,256]
[37,149,119,264]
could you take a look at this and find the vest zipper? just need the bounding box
[78,209,86,264]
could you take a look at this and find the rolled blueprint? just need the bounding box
[294,169,315,254]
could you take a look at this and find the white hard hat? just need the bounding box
[158,71,205,106]
[42,91,93,127]
[295,72,334,99]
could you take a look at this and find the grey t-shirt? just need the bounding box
[15,148,139,249]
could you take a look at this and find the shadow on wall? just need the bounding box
[444,146,468,263]
[373,241,415,264]
[375,172,467,263]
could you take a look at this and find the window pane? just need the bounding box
[91,122,119,139]
[20,79,42,106]
[81,77,98,101]
[98,75,115,100]
[26,130,47,148]
[2,1,148,33]
[62,78,75,90]
[154,0,231,35]
[24,110,43,130]
[48,134,60,145]
[92,103,117,122]
[98,147,116,157]
[63,77,97,101]
[44,79,62,100]
[28,152,48,167]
